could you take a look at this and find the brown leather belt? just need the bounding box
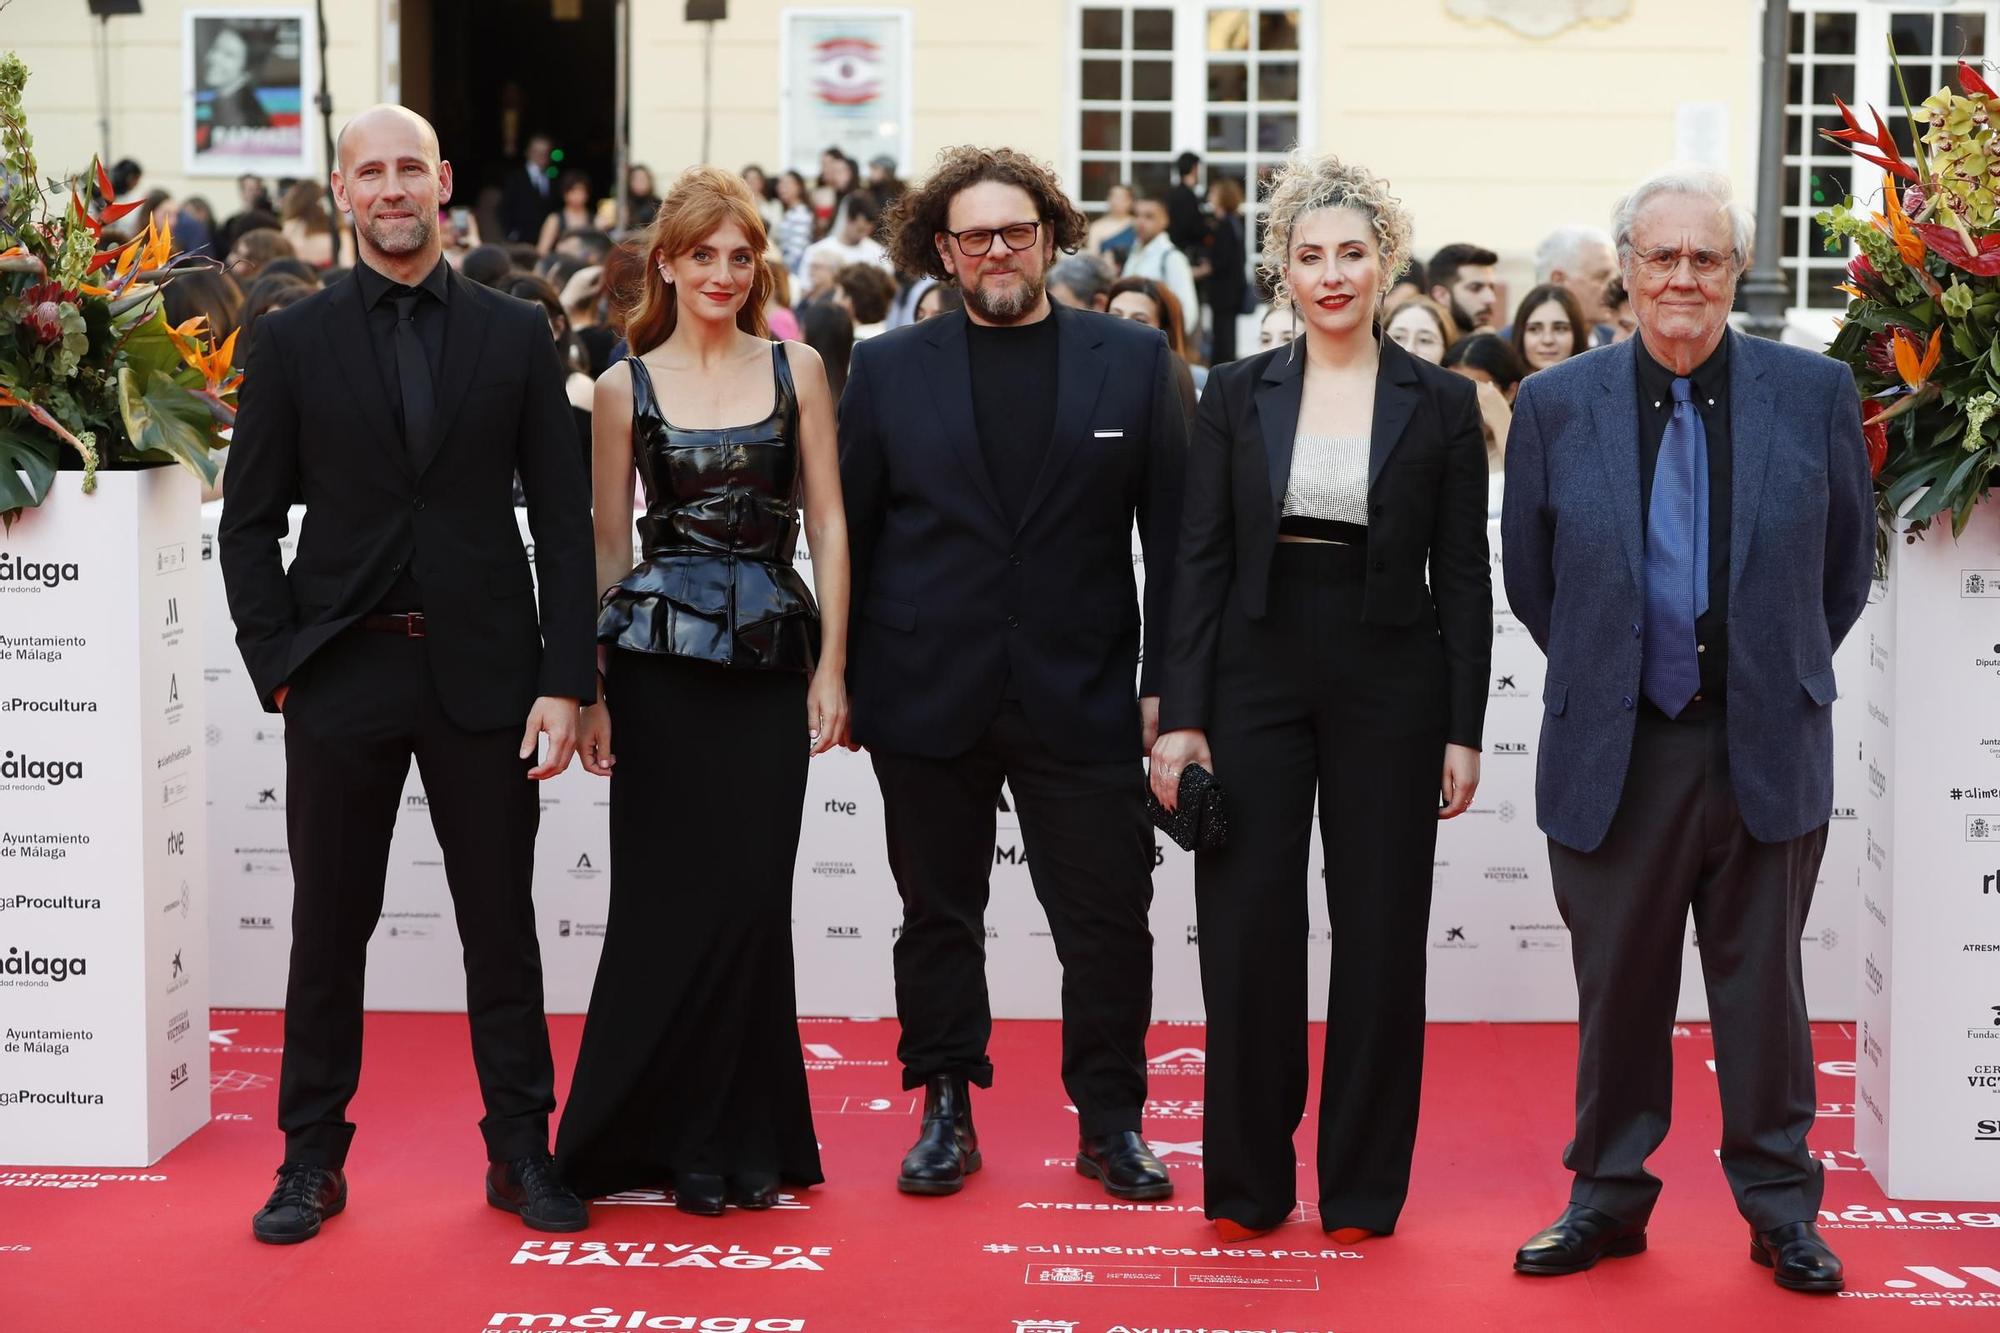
[355,612,427,637]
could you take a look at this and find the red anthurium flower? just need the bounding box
[1912,221,2000,275]
[1961,60,1998,101]
[1860,399,1891,477]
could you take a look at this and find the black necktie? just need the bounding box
[392,292,434,462]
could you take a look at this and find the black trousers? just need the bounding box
[278,629,554,1167]
[1549,702,1828,1231]
[1197,543,1446,1234]
[870,702,1155,1137]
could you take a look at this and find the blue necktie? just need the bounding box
[1641,376,1708,717]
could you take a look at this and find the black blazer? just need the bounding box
[218,265,596,730]
[838,304,1187,762]
[1159,335,1492,749]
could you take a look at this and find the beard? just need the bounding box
[361,208,436,257]
[961,266,1047,324]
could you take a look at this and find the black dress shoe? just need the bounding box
[252,1163,346,1244]
[485,1155,588,1232]
[1076,1132,1174,1201]
[673,1171,728,1216]
[897,1074,980,1195]
[1751,1221,1844,1292]
[1513,1203,1647,1275]
[728,1170,782,1211]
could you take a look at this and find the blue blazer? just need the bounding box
[1500,330,1874,852]
[838,304,1187,761]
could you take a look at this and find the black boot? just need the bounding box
[1076,1131,1174,1200]
[897,1074,980,1195]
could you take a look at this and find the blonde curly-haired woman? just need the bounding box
[1150,152,1492,1244]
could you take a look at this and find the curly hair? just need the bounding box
[883,146,1089,280]
[1258,151,1414,310]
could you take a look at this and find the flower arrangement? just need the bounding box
[1815,55,2000,541]
[1,52,238,526]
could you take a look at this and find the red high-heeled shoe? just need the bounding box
[1212,1217,1277,1242]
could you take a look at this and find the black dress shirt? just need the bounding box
[1634,333,1731,705]
[354,256,450,610]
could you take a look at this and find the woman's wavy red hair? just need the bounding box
[621,165,772,354]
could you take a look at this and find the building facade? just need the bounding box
[12,1,1991,321]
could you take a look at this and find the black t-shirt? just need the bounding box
[966,312,1060,526]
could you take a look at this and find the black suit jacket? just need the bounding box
[838,304,1187,762]
[499,165,555,244]
[1159,335,1492,748]
[218,264,596,730]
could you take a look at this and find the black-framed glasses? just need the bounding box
[944,220,1042,256]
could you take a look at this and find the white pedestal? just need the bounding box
[1855,503,2000,1201]
[0,468,211,1166]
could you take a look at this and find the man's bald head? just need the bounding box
[330,104,451,274]
[335,104,440,174]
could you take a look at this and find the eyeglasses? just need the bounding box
[944,221,1042,257]
[1631,246,1736,280]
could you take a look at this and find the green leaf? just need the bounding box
[118,309,183,383]
[0,415,59,512]
[116,367,218,486]
[1951,456,1998,536]
[1909,445,1991,521]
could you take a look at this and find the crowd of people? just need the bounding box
[112,138,1648,515]
[184,100,1868,1304]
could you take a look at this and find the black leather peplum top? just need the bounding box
[596,343,820,672]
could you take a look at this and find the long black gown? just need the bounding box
[554,342,824,1198]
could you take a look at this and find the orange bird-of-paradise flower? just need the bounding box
[1892,326,1943,387]
[167,317,242,396]
[1874,185,1926,269]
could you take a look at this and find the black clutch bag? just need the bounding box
[1146,762,1228,852]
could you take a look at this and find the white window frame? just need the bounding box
[1064,1,1317,206]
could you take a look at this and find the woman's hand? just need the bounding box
[1149,728,1213,811]
[808,666,849,755]
[578,701,614,778]
[1439,742,1480,819]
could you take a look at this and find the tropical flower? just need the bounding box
[1892,326,1943,387]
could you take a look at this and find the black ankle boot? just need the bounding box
[896,1074,980,1195]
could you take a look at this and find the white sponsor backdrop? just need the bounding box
[1,469,210,1166]
[1855,506,2000,1201]
[197,504,1865,1023]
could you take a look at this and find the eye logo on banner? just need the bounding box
[812,37,882,109]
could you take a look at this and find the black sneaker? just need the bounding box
[252,1163,347,1244]
[486,1154,588,1232]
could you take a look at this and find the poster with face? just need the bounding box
[780,11,910,183]
[183,10,315,178]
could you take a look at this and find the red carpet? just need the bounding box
[3,1015,1997,1331]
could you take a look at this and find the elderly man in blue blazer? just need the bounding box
[1501,167,1873,1292]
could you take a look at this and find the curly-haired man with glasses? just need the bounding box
[838,146,1188,1202]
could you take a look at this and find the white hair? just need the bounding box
[1533,224,1613,282]
[1611,166,1755,276]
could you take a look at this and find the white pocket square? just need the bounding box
[1093,428,1124,439]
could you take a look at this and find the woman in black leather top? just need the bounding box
[553,167,850,1216]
